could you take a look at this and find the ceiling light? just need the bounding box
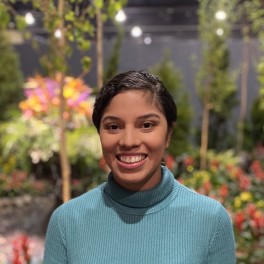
[131,26,142,38]
[25,12,35,25]
[144,36,152,45]
[216,28,224,36]
[215,10,227,20]
[115,9,127,22]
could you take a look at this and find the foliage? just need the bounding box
[166,148,264,264]
[0,31,23,121]
[149,50,193,157]
[0,116,104,196]
[0,74,105,197]
[197,0,238,110]
[250,98,264,145]
[0,170,51,197]
[241,0,264,149]
[104,23,124,82]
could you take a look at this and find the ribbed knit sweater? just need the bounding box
[44,166,236,264]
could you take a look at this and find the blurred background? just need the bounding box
[0,0,263,263]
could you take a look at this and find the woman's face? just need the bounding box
[99,90,172,191]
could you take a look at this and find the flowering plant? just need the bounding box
[0,74,103,196]
[166,148,264,263]
[12,234,31,264]
[19,74,93,125]
[0,170,51,197]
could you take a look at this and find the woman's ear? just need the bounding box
[165,122,175,148]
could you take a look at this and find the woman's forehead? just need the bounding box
[102,90,164,117]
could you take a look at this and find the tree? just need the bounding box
[207,42,238,151]
[197,0,238,169]
[235,1,254,153]
[0,31,23,121]
[149,50,193,157]
[245,0,264,149]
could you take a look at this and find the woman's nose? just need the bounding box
[119,128,140,148]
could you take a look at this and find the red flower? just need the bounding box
[99,157,109,172]
[250,160,264,180]
[164,154,175,170]
[234,212,245,232]
[238,175,251,191]
[219,184,229,198]
[20,235,30,263]
[210,159,220,170]
[12,240,22,264]
[72,178,80,186]
[177,178,184,184]
[247,203,257,218]
[12,234,31,264]
[203,181,212,194]
[183,156,194,167]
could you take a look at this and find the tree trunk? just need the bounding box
[200,99,210,170]
[96,7,103,89]
[58,0,71,203]
[237,25,250,153]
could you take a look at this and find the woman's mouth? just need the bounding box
[117,154,147,164]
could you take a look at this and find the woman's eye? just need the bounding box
[107,124,119,131]
[142,122,153,129]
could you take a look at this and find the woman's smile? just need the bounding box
[117,154,147,164]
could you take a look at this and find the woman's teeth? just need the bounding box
[119,155,145,164]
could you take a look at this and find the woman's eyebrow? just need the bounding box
[101,116,120,122]
[137,113,161,120]
[101,113,161,123]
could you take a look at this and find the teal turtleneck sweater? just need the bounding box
[44,167,236,264]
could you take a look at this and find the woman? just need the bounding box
[44,71,236,263]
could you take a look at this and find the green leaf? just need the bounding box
[15,15,27,31]
[82,56,92,71]
[65,11,75,22]
[0,5,10,30]
[94,0,103,9]
[78,39,91,51]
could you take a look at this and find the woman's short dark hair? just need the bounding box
[92,70,177,131]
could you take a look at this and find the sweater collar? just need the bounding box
[104,166,175,209]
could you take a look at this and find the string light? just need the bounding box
[144,36,152,45]
[25,12,35,25]
[215,10,227,20]
[54,29,62,39]
[115,9,127,22]
[131,26,142,37]
[216,28,224,36]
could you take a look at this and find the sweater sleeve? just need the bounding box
[43,208,68,264]
[206,204,236,264]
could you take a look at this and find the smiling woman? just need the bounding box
[43,71,236,264]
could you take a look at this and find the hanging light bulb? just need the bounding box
[216,28,224,36]
[54,29,62,39]
[115,9,127,22]
[144,36,152,45]
[25,12,35,25]
[215,10,227,20]
[131,26,142,38]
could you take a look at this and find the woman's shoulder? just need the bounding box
[51,183,106,218]
[174,181,229,218]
